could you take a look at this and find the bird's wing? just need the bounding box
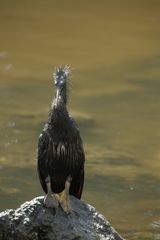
[69,140,85,199]
[69,116,80,132]
[72,167,84,199]
[68,116,85,199]
[37,130,50,194]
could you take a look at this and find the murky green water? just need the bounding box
[0,1,160,238]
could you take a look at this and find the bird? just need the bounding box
[37,65,85,213]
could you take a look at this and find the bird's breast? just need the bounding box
[50,140,81,171]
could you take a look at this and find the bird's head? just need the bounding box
[53,65,71,104]
[53,65,70,89]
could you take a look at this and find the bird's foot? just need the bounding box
[59,198,72,214]
[44,192,59,208]
[56,192,72,214]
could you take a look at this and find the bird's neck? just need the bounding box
[57,86,68,105]
[48,89,69,128]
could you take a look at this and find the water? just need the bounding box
[0,1,160,238]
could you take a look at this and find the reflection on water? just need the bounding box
[0,1,160,239]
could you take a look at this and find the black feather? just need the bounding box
[37,66,85,199]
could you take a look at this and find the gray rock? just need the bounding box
[0,196,124,240]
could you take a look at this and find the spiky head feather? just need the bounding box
[53,65,71,87]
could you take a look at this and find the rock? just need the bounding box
[0,196,124,240]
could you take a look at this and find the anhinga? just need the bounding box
[37,65,85,213]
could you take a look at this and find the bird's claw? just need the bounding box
[44,192,59,208]
[59,199,72,214]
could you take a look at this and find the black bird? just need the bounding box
[37,65,85,213]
